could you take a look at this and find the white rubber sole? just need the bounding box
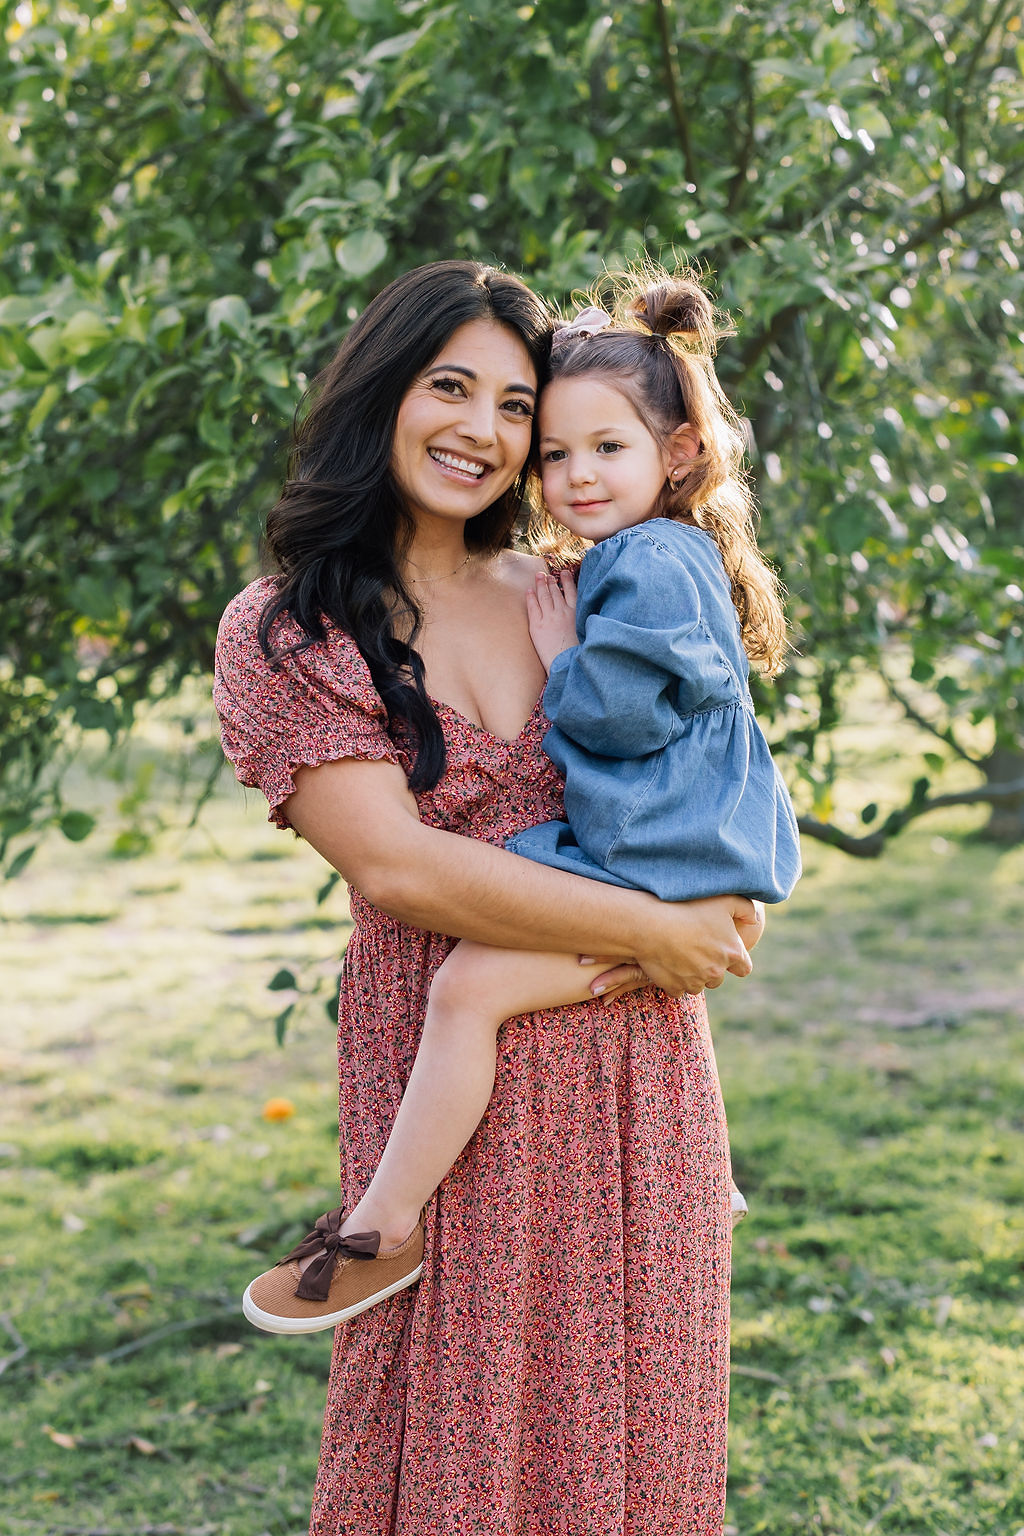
[241,1263,423,1335]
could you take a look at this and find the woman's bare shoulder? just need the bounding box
[489,547,549,593]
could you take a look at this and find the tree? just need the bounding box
[2,0,1021,875]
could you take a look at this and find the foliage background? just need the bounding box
[1,4,1023,1534]
[1,0,1023,868]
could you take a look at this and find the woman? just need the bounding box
[214,259,761,1535]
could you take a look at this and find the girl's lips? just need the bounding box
[569,500,608,510]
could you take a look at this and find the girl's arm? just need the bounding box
[284,755,758,997]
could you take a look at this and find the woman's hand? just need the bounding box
[526,570,578,674]
[615,893,762,997]
[584,897,765,1001]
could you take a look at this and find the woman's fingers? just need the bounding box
[737,898,765,951]
[636,893,756,996]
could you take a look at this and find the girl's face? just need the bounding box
[391,318,537,531]
[539,375,672,543]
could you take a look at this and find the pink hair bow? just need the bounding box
[552,304,614,349]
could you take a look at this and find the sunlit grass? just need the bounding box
[0,701,1021,1535]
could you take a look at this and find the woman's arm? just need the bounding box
[285,756,756,996]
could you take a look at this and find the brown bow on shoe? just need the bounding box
[277,1208,381,1302]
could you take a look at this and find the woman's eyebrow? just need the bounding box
[424,364,536,398]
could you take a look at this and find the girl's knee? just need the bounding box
[428,943,512,1023]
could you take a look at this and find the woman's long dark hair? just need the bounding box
[258,261,552,789]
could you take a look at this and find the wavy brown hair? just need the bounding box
[531,267,788,676]
[259,260,553,788]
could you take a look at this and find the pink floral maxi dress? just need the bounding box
[214,579,733,1536]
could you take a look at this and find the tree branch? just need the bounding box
[0,1313,27,1377]
[725,58,756,215]
[961,0,1018,98]
[156,0,264,119]
[899,164,1024,255]
[653,0,698,190]
[881,673,979,766]
[798,776,1024,858]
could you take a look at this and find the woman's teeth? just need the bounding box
[429,450,486,478]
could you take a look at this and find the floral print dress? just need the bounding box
[214,578,733,1536]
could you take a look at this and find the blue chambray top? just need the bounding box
[506,519,801,903]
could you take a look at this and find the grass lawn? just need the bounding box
[1,699,1022,1536]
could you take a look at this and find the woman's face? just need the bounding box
[391,318,537,530]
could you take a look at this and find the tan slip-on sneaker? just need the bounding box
[242,1209,424,1335]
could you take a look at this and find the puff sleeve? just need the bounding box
[213,580,400,830]
[543,526,743,758]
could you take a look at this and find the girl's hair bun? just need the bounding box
[626,278,717,351]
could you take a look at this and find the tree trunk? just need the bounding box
[979,746,1024,843]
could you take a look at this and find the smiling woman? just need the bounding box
[389,319,537,543]
[213,259,756,1536]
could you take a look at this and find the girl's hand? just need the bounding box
[577,955,651,1004]
[526,570,578,674]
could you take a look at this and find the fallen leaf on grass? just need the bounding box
[215,1342,243,1359]
[129,1435,158,1455]
[42,1423,77,1449]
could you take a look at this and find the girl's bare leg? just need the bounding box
[339,944,612,1247]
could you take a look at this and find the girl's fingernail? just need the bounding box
[591,984,606,996]
[578,956,595,965]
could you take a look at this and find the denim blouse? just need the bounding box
[506,519,801,903]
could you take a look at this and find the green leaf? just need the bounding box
[5,845,37,879]
[60,811,96,842]
[828,502,871,555]
[274,1003,294,1047]
[364,19,434,64]
[27,381,62,433]
[268,968,297,992]
[61,310,111,358]
[582,13,613,66]
[334,229,388,277]
[206,295,252,339]
[317,871,341,905]
[96,247,124,281]
[0,295,42,326]
[860,802,878,824]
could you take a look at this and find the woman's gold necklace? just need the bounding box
[404,551,474,584]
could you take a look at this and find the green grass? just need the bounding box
[0,699,1022,1536]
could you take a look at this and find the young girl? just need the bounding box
[241,271,800,1335]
